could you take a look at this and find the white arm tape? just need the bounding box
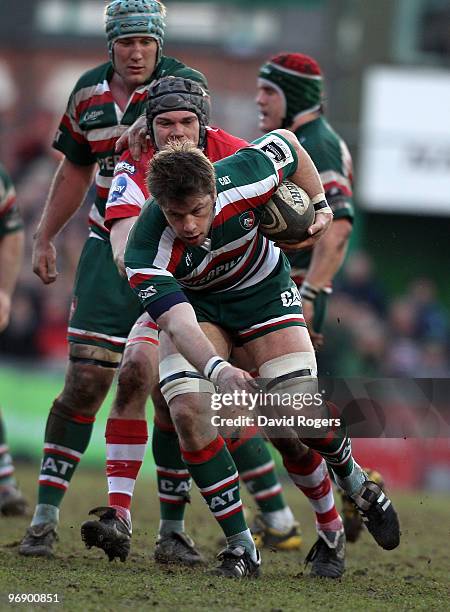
[311,194,333,214]
[204,356,231,384]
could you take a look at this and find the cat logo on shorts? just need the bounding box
[239,211,255,231]
[281,286,301,307]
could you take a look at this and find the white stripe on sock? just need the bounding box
[106,443,147,461]
[107,476,136,495]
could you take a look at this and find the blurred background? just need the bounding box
[0,0,449,490]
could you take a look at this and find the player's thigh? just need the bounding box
[226,258,315,370]
[231,345,258,374]
[125,311,159,350]
[245,324,314,372]
[199,322,232,359]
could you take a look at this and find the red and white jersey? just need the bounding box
[104,127,249,229]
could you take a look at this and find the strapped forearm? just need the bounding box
[110,217,137,275]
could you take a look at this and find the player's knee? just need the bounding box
[50,398,74,420]
[159,355,216,444]
[169,394,199,440]
[59,362,113,415]
[116,354,153,405]
[259,351,317,391]
[259,351,320,418]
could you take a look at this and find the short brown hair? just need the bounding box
[148,140,216,208]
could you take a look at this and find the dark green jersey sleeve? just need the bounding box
[296,118,354,222]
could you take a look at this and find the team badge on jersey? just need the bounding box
[82,109,104,123]
[109,176,128,203]
[239,210,256,231]
[138,286,157,300]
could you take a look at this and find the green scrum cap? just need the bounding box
[105,0,166,63]
[259,53,324,128]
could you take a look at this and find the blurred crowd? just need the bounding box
[0,116,91,366]
[319,252,450,378]
[0,130,449,376]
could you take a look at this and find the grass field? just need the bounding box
[1,465,449,611]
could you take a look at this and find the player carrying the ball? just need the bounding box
[124,131,400,577]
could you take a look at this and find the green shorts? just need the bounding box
[185,256,306,345]
[68,236,143,353]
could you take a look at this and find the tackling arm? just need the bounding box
[32,158,96,284]
[115,115,148,161]
[110,217,137,277]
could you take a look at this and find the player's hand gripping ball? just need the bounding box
[259,180,314,243]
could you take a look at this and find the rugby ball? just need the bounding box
[259,180,314,242]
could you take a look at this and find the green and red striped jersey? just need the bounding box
[0,163,23,237]
[288,116,353,271]
[52,57,207,241]
[125,131,298,315]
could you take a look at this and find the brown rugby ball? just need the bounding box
[259,180,314,242]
